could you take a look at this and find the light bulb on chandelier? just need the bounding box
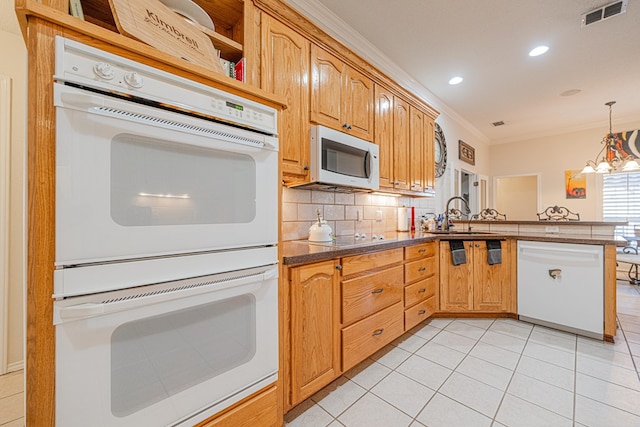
[581,101,640,174]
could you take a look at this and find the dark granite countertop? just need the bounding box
[454,220,626,226]
[281,231,618,266]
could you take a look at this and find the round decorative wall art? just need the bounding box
[434,123,447,178]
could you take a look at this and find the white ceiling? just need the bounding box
[310,0,640,144]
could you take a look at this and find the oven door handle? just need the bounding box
[58,302,105,320]
[59,92,107,110]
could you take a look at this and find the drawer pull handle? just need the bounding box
[418,288,426,293]
[418,267,426,272]
[372,328,384,336]
[418,249,426,253]
[372,288,384,294]
[418,310,426,315]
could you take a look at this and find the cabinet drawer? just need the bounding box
[342,302,404,371]
[405,242,436,261]
[196,385,277,427]
[342,248,403,276]
[342,265,404,326]
[404,296,436,331]
[404,276,436,307]
[404,256,435,283]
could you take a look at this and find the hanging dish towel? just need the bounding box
[486,240,502,265]
[449,240,467,266]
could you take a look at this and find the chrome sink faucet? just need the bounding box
[444,196,471,231]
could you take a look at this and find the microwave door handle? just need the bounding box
[364,150,371,178]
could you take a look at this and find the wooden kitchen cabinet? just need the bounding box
[439,240,514,312]
[340,248,404,371]
[261,14,311,182]
[311,44,374,141]
[409,106,425,192]
[288,260,341,405]
[375,84,435,193]
[404,242,438,330]
[392,96,411,190]
[424,116,435,190]
[196,385,278,427]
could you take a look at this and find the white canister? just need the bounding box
[397,206,409,231]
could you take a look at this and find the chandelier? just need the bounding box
[581,101,640,174]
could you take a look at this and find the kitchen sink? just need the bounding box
[427,230,493,235]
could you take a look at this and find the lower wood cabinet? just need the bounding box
[342,302,404,371]
[439,239,515,312]
[403,242,438,330]
[196,385,278,427]
[287,259,340,405]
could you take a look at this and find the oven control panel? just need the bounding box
[53,37,278,136]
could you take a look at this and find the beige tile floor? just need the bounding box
[0,369,23,426]
[285,281,640,427]
[1,281,639,427]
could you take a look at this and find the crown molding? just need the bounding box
[284,0,489,144]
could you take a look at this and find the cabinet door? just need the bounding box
[392,97,410,190]
[261,16,310,181]
[310,45,345,130]
[424,116,435,190]
[409,106,424,192]
[439,241,474,311]
[374,85,394,189]
[343,67,374,141]
[473,241,511,311]
[289,260,340,404]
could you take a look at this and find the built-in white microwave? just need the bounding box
[296,125,379,191]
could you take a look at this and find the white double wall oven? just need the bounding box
[52,37,280,426]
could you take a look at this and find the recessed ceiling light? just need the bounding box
[448,76,463,85]
[529,45,549,57]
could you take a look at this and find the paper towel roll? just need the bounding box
[397,206,409,231]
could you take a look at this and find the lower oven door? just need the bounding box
[54,82,278,266]
[54,264,278,427]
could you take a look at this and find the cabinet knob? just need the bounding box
[372,328,384,336]
[418,267,426,272]
[418,288,426,293]
[303,165,309,171]
[418,249,426,253]
[371,288,384,294]
[418,310,426,315]
[335,264,342,271]
[342,123,349,129]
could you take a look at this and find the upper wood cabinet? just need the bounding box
[409,106,425,192]
[311,45,374,141]
[375,84,435,193]
[424,116,435,191]
[374,85,394,188]
[392,96,410,191]
[261,14,310,182]
[288,260,341,405]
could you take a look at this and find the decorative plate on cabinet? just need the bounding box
[159,0,215,30]
[434,123,447,178]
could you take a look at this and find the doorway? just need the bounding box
[494,174,540,220]
[453,168,486,218]
[0,76,10,373]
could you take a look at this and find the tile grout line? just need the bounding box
[488,322,535,426]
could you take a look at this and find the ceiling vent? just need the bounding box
[492,121,505,127]
[582,0,628,27]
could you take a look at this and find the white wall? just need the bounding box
[0,9,26,369]
[434,112,492,212]
[488,119,640,221]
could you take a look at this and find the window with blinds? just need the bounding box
[602,171,640,241]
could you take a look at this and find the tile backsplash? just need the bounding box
[282,187,436,241]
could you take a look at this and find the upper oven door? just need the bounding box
[54,83,278,265]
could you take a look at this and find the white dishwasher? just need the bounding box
[517,240,604,339]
